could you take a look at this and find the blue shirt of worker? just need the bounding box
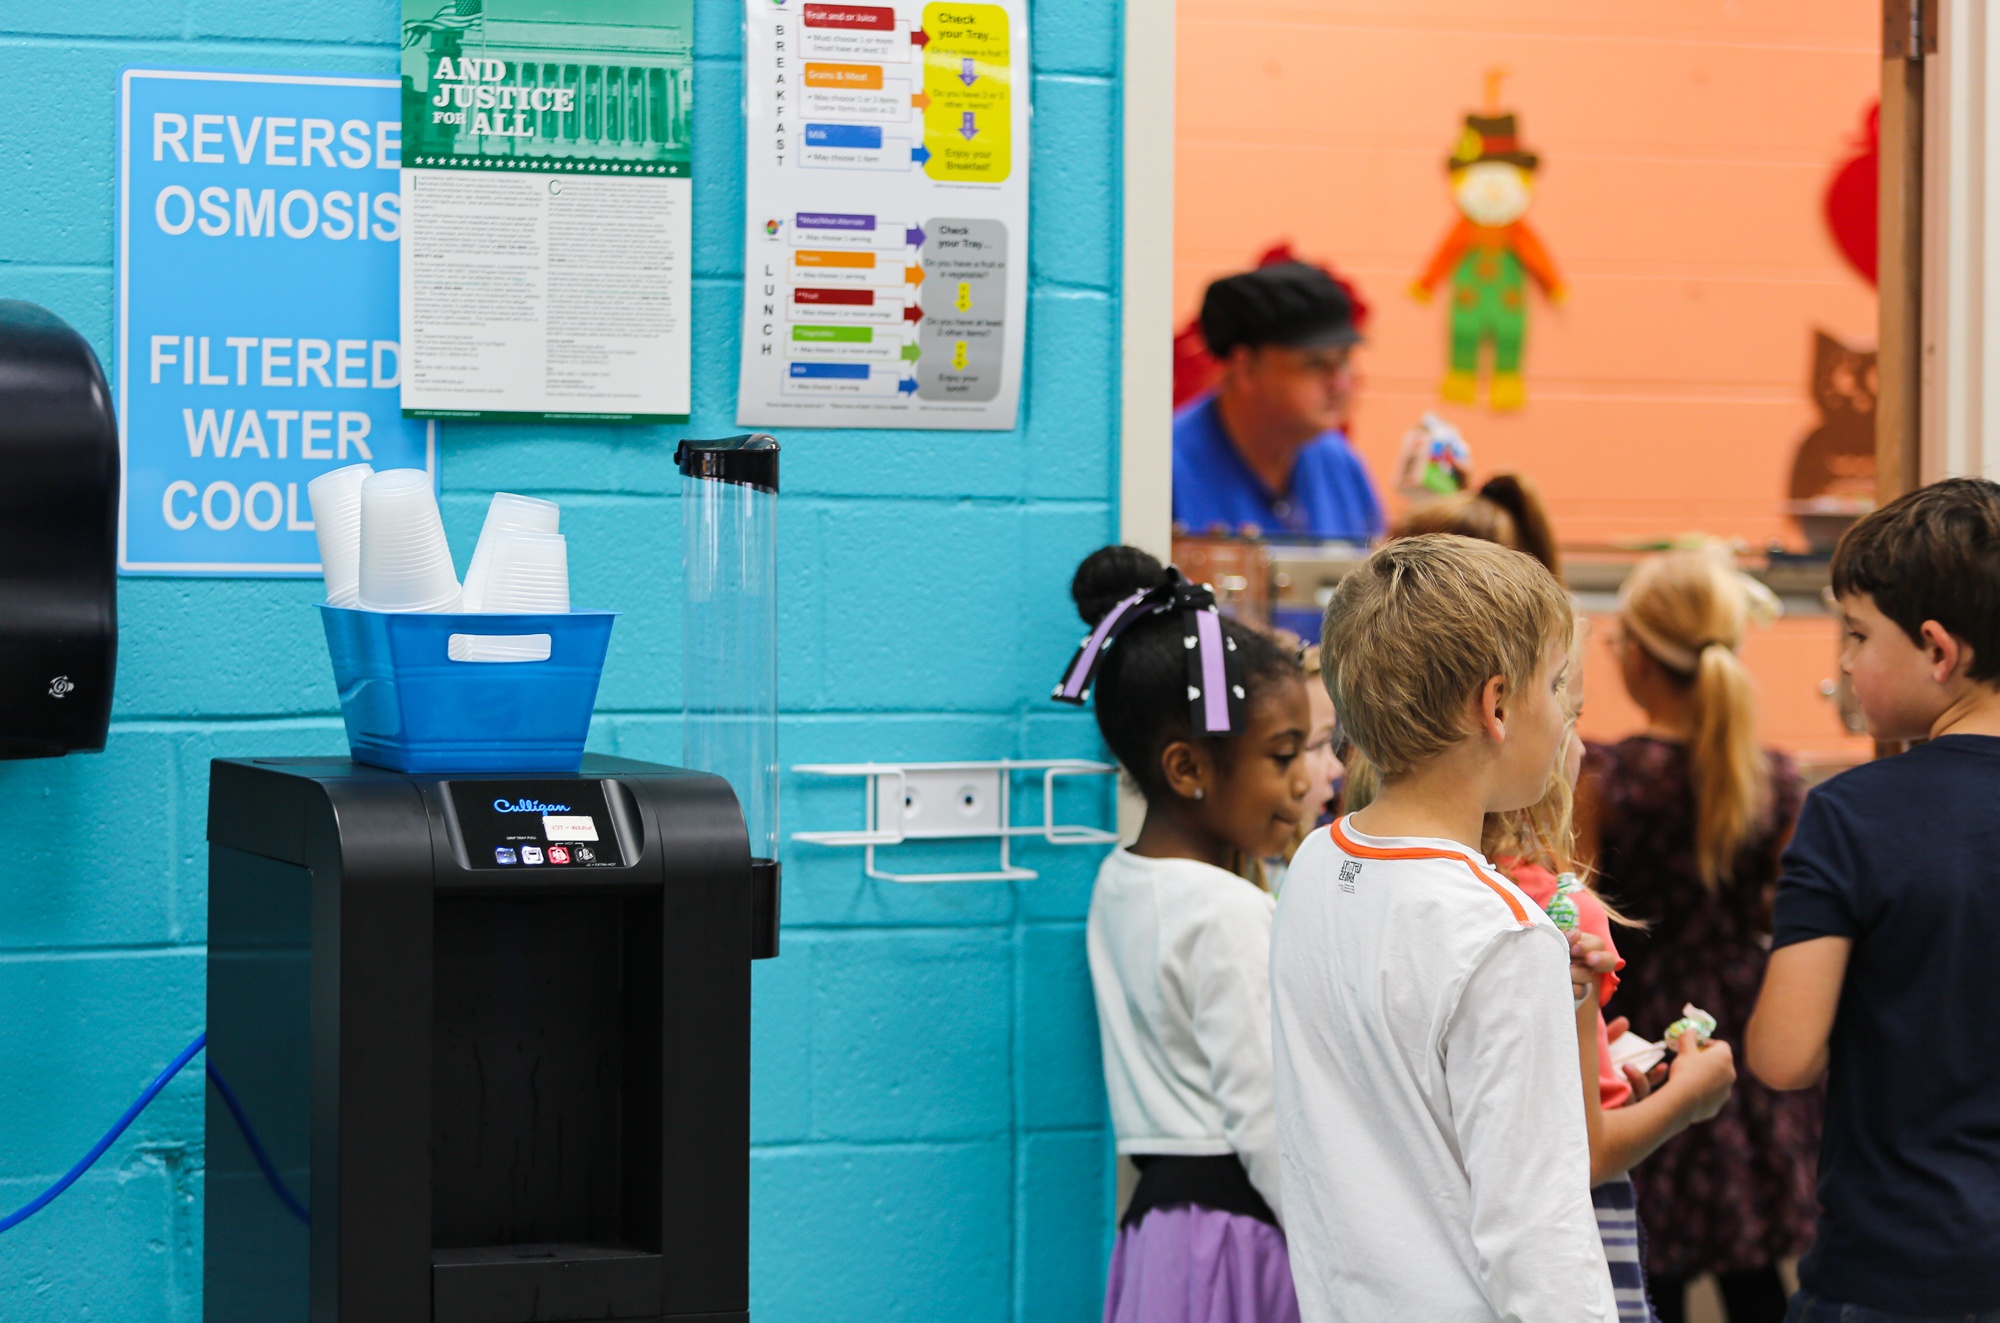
[1171,393,1384,541]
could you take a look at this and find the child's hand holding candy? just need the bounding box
[1667,1028,1736,1125]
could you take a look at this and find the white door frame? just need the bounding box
[1119,0,1176,558]
[1112,0,1177,844]
[1921,0,2000,481]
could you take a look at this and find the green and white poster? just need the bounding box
[398,0,692,423]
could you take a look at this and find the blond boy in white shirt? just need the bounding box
[1271,534,1618,1323]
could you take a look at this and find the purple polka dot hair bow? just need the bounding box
[1051,568,1245,736]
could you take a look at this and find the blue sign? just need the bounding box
[118,68,434,575]
[804,123,882,149]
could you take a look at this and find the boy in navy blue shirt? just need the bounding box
[1749,477,2000,1322]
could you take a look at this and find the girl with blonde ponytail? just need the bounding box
[1615,552,1775,885]
[1578,549,1818,1323]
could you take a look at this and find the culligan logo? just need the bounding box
[494,798,571,813]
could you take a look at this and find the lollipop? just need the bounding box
[1663,1003,1718,1047]
[1542,871,1585,933]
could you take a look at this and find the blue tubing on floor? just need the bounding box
[0,1030,309,1234]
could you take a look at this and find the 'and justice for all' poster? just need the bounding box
[399,0,693,423]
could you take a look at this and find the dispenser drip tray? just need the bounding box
[432,1243,662,1323]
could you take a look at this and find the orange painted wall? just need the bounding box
[1576,611,1859,768]
[1175,0,1879,762]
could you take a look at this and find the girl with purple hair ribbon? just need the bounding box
[1057,547,1314,1323]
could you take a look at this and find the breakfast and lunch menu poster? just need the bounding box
[398,0,692,423]
[735,0,1030,430]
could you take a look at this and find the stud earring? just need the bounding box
[1192,788,1205,800]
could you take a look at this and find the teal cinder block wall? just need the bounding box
[0,1,1125,1317]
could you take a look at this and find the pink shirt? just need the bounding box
[1506,861,1632,1111]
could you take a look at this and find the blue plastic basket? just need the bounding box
[318,606,618,773]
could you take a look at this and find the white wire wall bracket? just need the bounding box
[791,759,1118,883]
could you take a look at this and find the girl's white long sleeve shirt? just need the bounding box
[1085,847,1282,1221]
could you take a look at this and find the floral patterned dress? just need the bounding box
[1583,736,1822,1280]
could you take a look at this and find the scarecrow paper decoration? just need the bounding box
[1411,73,1564,411]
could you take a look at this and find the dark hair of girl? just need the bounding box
[1392,471,1562,580]
[1475,474,1561,578]
[1069,545,1300,800]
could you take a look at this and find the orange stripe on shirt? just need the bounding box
[1330,818,1532,927]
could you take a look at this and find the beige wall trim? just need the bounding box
[1118,0,1175,560]
[1922,0,2000,482]
[1116,0,1175,841]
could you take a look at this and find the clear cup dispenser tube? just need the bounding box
[677,435,781,959]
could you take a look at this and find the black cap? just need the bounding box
[1198,262,1361,357]
[676,433,779,494]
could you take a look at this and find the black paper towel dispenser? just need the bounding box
[0,302,118,758]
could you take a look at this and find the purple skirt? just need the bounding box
[1104,1204,1301,1323]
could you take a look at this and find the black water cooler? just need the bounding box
[204,754,764,1323]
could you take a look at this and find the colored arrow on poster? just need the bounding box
[911,144,931,165]
[959,58,978,86]
[954,281,973,312]
[902,303,924,324]
[911,90,931,110]
[910,27,929,46]
[905,224,926,247]
[904,265,925,285]
[951,340,969,371]
[900,341,922,362]
[898,377,919,395]
[960,112,977,140]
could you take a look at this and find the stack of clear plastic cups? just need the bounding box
[457,530,568,660]
[460,492,560,611]
[355,468,461,612]
[307,462,375,606]
[451,493,561,660]
[484,530,569,612]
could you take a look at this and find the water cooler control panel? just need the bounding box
[445,779,632,869]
